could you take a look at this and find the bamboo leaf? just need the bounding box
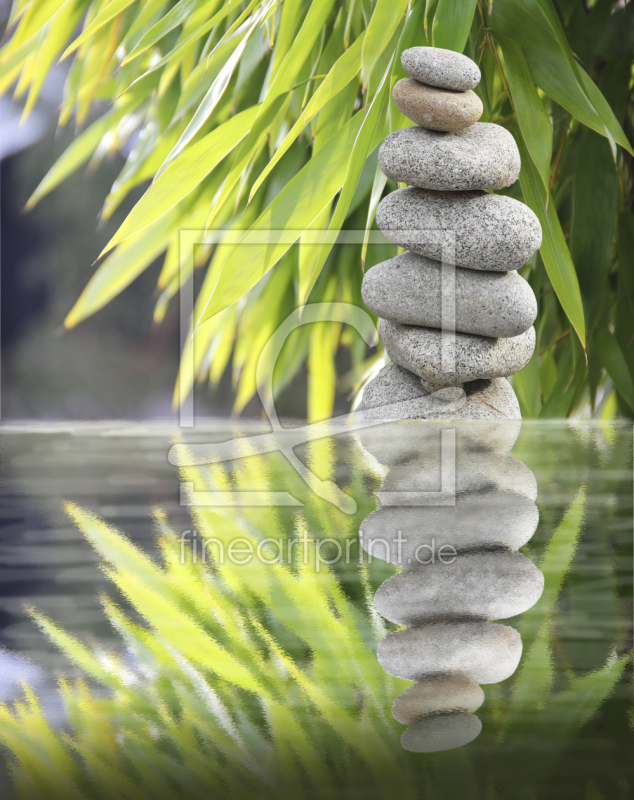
[101,105,259,254]
[499,35,552,196]
[25,98,137,209]
[490,0,632,155]
[65,201,190,328]
[593,327,634,414]
[361,0,407,84]
[516,135,586,347]
[432,0,478,52]
[298,56,393,303]
[570,130,618,320]
[249,31,365,204]
[122,0,221,65]
[61,0,136,60]
[196,112,364,327]
[21,0,84,116]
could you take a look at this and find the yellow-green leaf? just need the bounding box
[500,35,552,196]
[433,0,478,51]
[61,0,136,60]
[361,0,408,84]
[196,112,365,328]
[517,135,586,347]
[101,105,260,255]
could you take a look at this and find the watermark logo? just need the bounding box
[169,228,461,513]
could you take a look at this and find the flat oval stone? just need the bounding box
[362,363,522,420]
[379,124,521,191]
[360,492,540,565]
[376,187,542,271]
[362,251,537,338]
[377,621,522,683]
[379,450,537,502]
[401,713,482,752]
[402,47,481,91]
[393,78,483,131]
[374,552,544,625]
[379,320,536,385]
[392,676,484,723]
[353,417,523,472]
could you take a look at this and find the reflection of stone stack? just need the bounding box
[362,47,542,420]
[357,421,544,752]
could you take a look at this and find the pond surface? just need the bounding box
[0,419,631,799]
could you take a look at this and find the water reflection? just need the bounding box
[357,420,544,752]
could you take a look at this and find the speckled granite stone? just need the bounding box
[362,363,522,419]
[376,187,542,271]
[379,320,536,385]
[374,552,544,625]
[401,713,482,752]
[401,47,480,91]
[360,492,539,564]
[378,124,521,191]
[392,676,484,724]
[393,78,482,131]
[362,251,537,337]
[377,621,523,683]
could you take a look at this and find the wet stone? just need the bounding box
[376,187,542,272]
[377,621,523,683]
[392,676,484,724]
[362,363,522,420]
[401,47,481,92]
[362,251,537,338]
[379,123,521,191]
[379,320,536,386]
[374,551,544,625]
[393,78,483,131]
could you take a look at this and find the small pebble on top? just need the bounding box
[401,47,481,92]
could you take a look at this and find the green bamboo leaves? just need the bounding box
[100,105,260,255]
[196,112,364,327]
[499,37,552,195]
[2,0,633,417]
[361,0,407,85]
[433,0,478,52]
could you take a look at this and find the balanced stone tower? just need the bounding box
[362,47,542,419]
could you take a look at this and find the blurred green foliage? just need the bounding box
[0,0,633,419]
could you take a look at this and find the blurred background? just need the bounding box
[1,56,229,420]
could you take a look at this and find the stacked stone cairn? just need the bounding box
[361,47,542,420]
[356,421,544,752]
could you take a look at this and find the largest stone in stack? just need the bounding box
[362,47,542,420]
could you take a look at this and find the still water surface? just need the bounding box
[0,420,631,798]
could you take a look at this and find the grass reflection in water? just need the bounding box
[0,423,631,799]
